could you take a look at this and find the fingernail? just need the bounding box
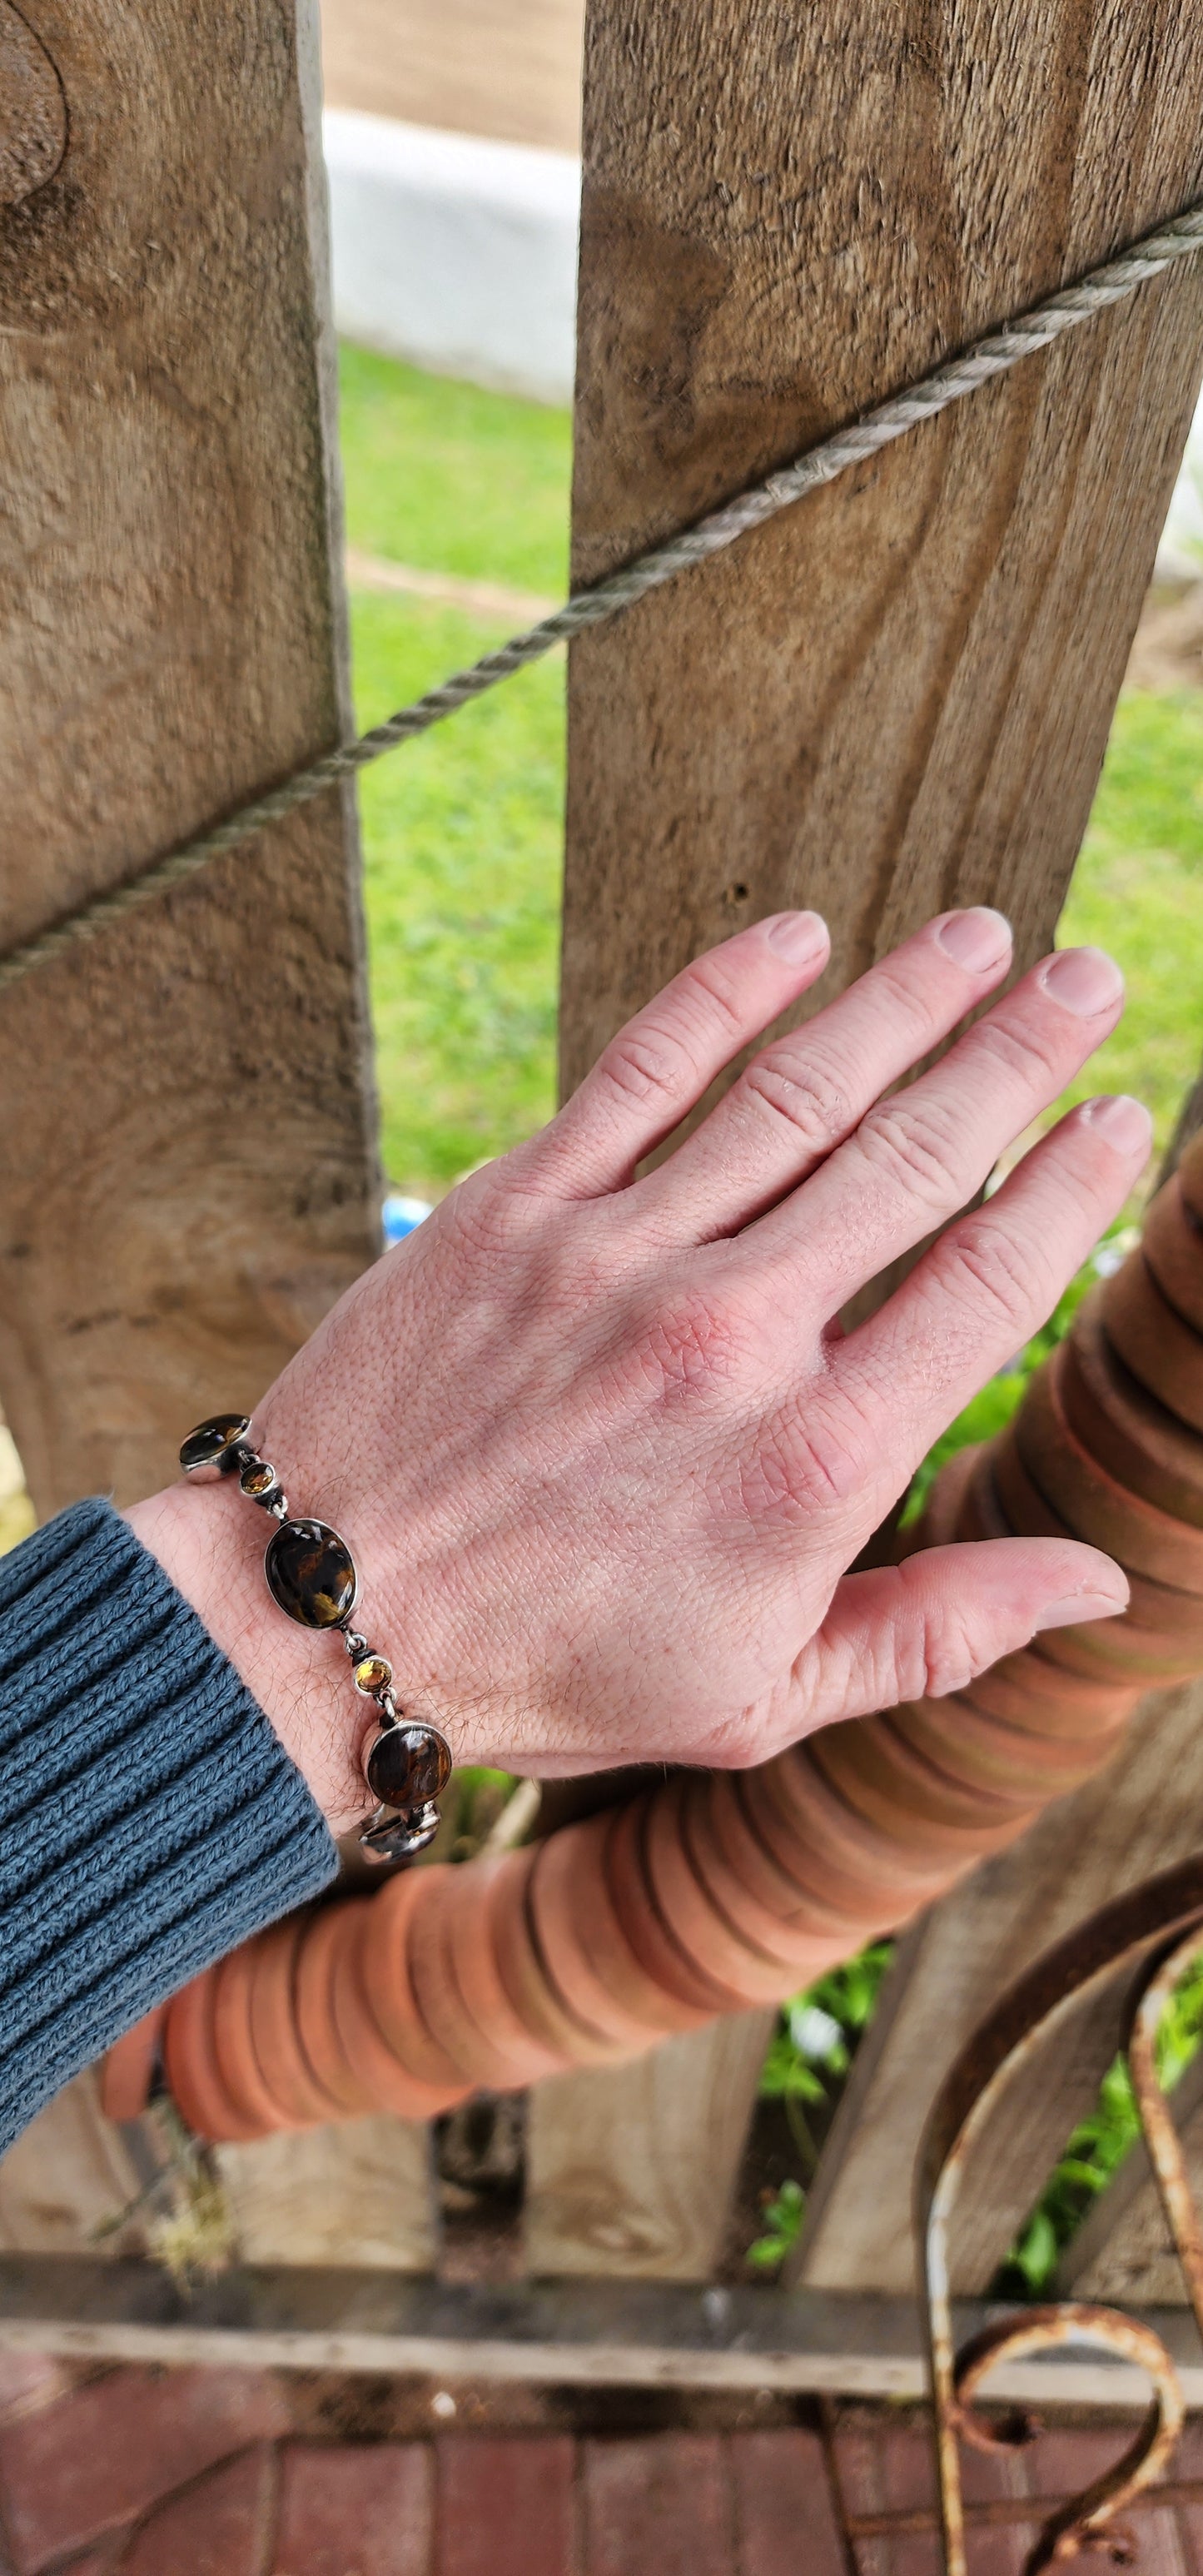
[1036,1583,1129,1631]
[1081,1093,1153,1156]
[1038,945,1124,1016]
[763,909,828,964]
[933,908,1012,972]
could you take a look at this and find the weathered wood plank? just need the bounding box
[0,2257,1201,2404]
[524,2014,773,2281]
[0,0,380,1517]
[554,0,1203,2295]
[560,0,1203,1102]
[0,2076,147,2257]
[216,2121,439,2272]
[1060,2016,1203,2306]
[793,1677,1203,2295]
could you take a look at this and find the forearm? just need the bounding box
[0,1499,336,2155]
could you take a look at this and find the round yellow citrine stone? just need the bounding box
[240,1461,277,1499]
[354,1654,393,1696]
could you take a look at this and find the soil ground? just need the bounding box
[319,0,584,153]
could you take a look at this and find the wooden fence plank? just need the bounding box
[0,2076,147,2257]
[559,0,1203,1104]
[552,0,1203,2290]
[524,2015,774,2280]
[0,1,445,2270]
[1060,2049,1203,2307]
[0,0,380,1516]
[3,2260,1203,2404]
[792,1677,1203,2295]
[216,2121,439,2272]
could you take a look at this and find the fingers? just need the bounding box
[742,944,1128,1311]
[635,906,1013,1240]
[530,911,830,1196]
[788,1538,1129,1735]
[826,1092,1152,1492]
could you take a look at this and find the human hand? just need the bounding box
[128,908,1148,1830]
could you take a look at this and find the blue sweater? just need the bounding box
[0,1499,338,2151]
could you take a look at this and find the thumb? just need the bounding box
[793,1538,1130,1733]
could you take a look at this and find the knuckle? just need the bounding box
[438,1162,526,1256]
[598,1027,692,1111]
[772,1385,878,1515]
[974,1010,1066,1091]
[865,956,934,1028]
[909,1599,982,1702]
[679,949,748,1037]
[855,1096,964,1208]
[633,1284,753,1401]
[594,952,752,1121]
[943,1214,1043,1331]
[858,1566,983,1708]
[739,1048,849,1153]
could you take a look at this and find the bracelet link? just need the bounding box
[180,1413,450,1862]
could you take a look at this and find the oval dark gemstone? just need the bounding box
[264,1519,357,1628]
[180,1414,251,1476]
[365,1722,452,1808]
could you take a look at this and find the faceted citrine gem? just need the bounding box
[240,1461,277,1500]
[354,1654,393,1695]
[264,1519,357,1628]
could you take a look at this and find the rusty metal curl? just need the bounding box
[917,1857,1203,2576]
[952,2305,1182,2570]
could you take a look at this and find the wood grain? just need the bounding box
[524,2013,774,2280]
[0,0,380,1517]
[216,2120,439,2270]
[792,1677,1203,2295]
[560,0,1203,1102]
[7,2261,1202,2400]
[1061,2046,1203,2306]
[0,2075,147,2255]
[556,0,1203,2296]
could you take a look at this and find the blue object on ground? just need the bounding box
[383,1194,433,1244]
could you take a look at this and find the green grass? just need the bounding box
[337,344,570,1195]
[1056,692,1203,1146]
[339,346,1203,1202]
[338,345,571,594]
[351,593,564,1192]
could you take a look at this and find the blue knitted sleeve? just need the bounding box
[0,1497,338,2151]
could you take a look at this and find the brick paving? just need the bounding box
[2,2356,1203,2573]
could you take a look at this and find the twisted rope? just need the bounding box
[8,197,1203,997]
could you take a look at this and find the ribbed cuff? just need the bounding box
[0,1497,338,2151]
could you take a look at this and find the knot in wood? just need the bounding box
[0,6,67,210]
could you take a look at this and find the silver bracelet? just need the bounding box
[180,1413,451,1859]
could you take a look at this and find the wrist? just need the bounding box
[125,1477,372,1832]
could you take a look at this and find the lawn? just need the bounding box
[341,346,1203,1202]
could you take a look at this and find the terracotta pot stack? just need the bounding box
[105,1138,1203,2141]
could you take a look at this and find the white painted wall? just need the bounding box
[1162,404,1203,566]
[323,109,579,405]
